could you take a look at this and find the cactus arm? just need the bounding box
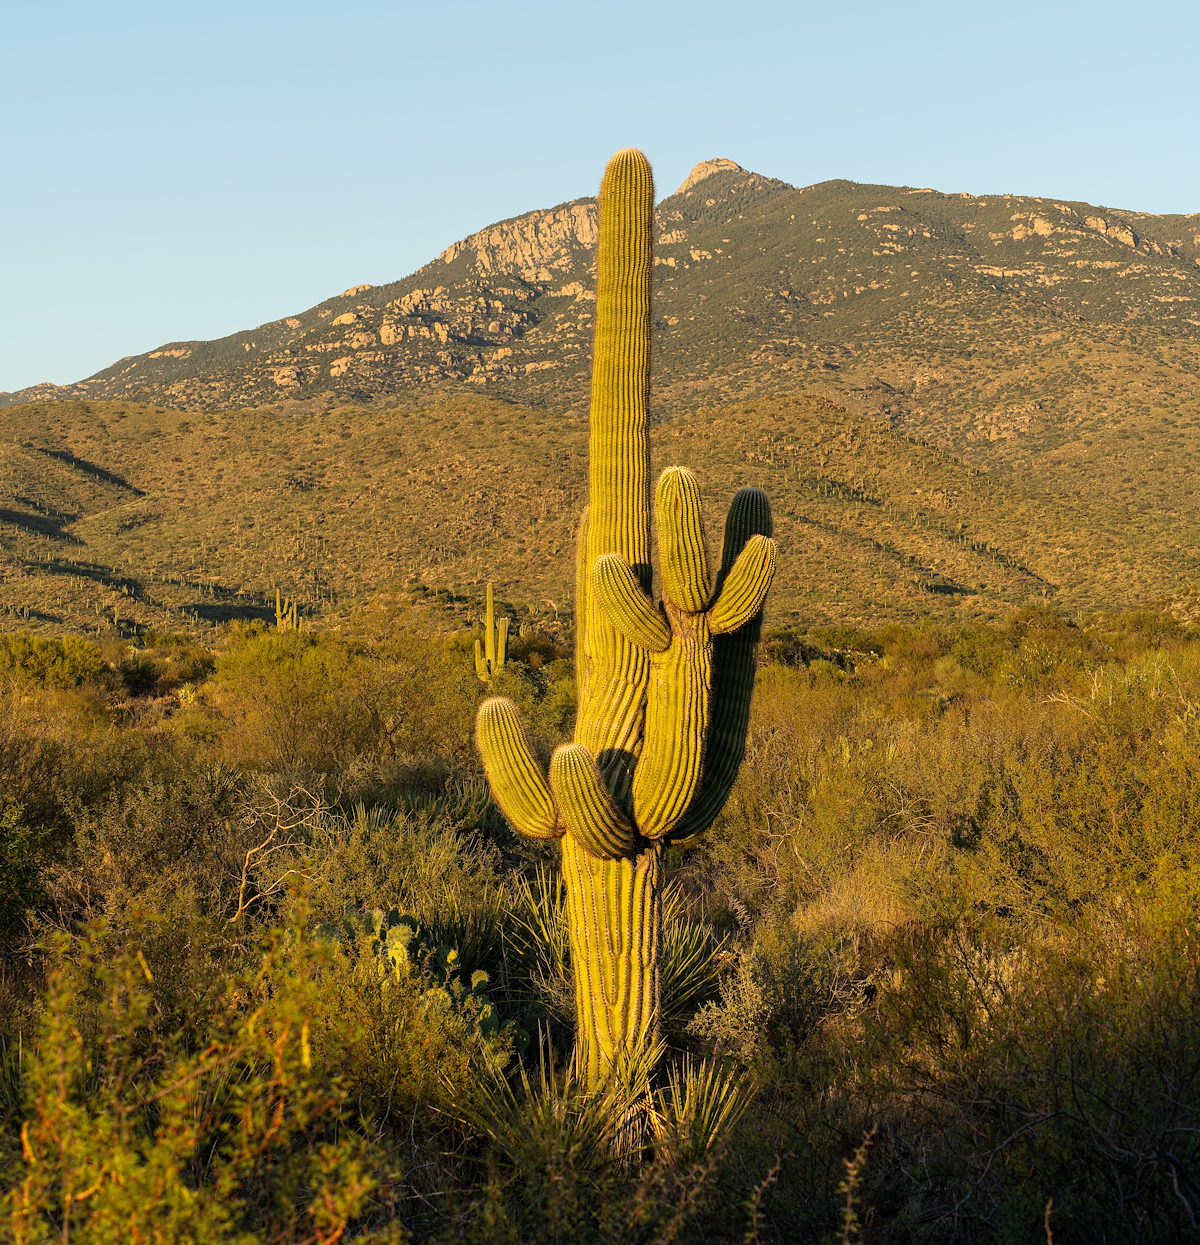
[550,744,637,859]
[656,468,712,612]
[497,616,510,668]
[670,488,774,843]
[633,622,711,840]
[632,468,714,840]
[474,639,487,682]
[476,698,561,840]
[591,554,670,652]
[707,535,777,635]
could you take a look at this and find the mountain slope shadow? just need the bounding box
[0,507,83,544]
[35,447,145,495]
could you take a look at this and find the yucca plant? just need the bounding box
[649,1055,751,1168]
[505,865,728,1040]
[452,1036,750,1239]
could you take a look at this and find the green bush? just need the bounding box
[199,625,476,782]
[0,634,110,689]
[1,924,406,1244]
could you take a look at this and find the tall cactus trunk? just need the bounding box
[565,152,658,1081]
[562,837,661,1087]
[475,149,777,1091]
[575,151,653,804]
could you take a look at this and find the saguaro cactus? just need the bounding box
[274,589,299,632]
[477,150,776,1086]
[474,581,510,682]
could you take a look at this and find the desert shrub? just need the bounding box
[949,622,1013,678]
[45,762,248,923]
[0,683,166,949]
[0,710,72,946]
[0,806,42,953]
[678,622,1200,1240]
[39,763,256,1036]
[201,630,376,773]
[505,626,570,672]
[310,906,512,1125]
[0,634,110,689]
[1089,608,1187,660]
[806,623,886,658]
[137,630,217,686]
[854,910,1200,1242]
[689,919,855,1087]
[1,923,407,1244]
[111,632,214,697]
[285,800,505,934]
[115,648,161,695]
[199,625,476,785]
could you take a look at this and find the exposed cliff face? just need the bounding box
[440,202,599,281]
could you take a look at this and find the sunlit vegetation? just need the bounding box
[5,380,1200,643]
[0,602,1197,1240]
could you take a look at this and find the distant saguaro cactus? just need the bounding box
[274,589,299,632]
[474,582,509,682]
[476,150,776,1086]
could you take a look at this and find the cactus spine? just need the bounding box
[474,581,510,682]
[476,150,776,1086]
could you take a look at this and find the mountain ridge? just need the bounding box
[2,159,1200,633]
[9,157,1194,418]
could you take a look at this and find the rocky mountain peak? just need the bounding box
[675,158,745,196]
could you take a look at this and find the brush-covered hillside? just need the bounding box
[1,159,1198,632]
[0,386,1195,636]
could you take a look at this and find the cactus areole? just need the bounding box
[476,150,776,1086]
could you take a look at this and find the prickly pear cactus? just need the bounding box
[320,907,500,1036]
[476,150,775,1085]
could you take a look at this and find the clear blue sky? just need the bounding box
[3,0,1197,393]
